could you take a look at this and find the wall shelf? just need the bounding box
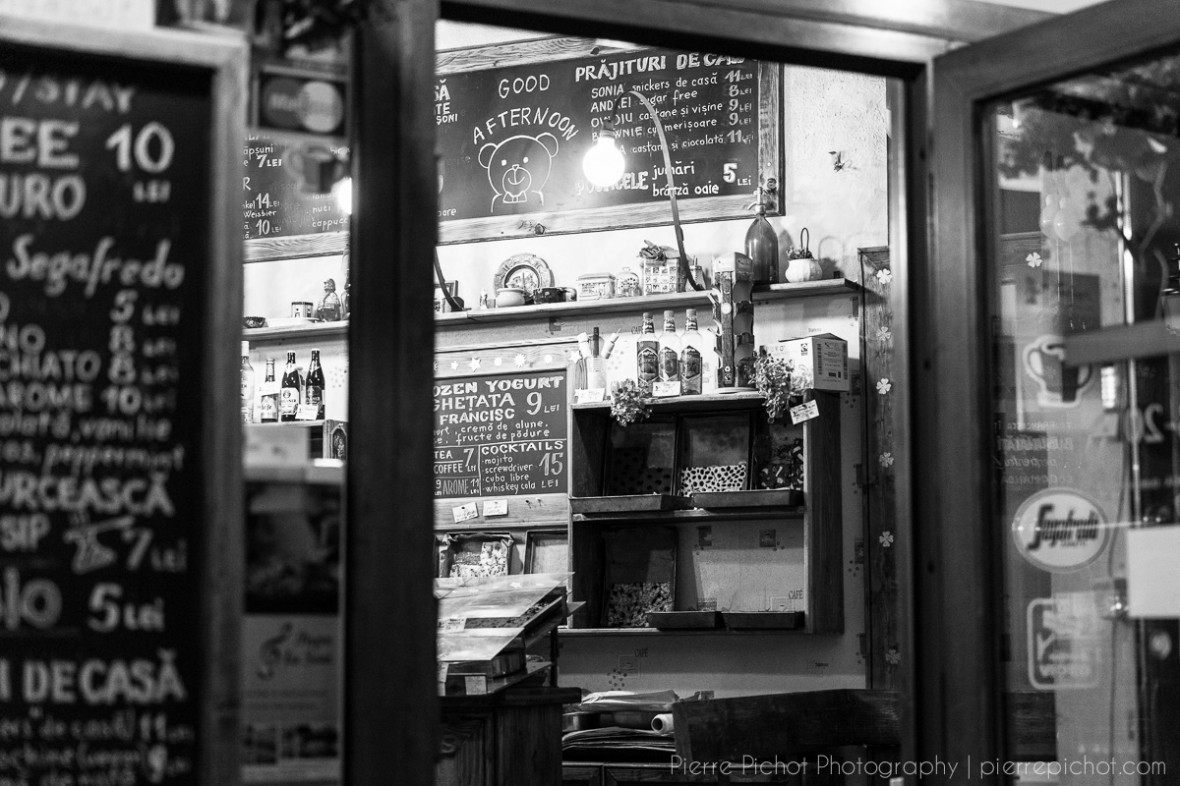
[436,278,860,326]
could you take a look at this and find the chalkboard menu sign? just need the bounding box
[433,370,568,498]
[0,21,244,786]
[435,38,781,243]
[243,129,350,241]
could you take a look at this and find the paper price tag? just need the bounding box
[258,380,281,396]
[465,676,488,695]
[451,502,479,523]
[652,381,681,397]
[483,499,508,517]
[295,405,320,421]
[574,388,606,403]
[439,617,466,631]
[790,400,820,424]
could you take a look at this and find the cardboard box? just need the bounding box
[775,333,849,392]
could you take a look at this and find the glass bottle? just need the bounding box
[305,349,326,420]
[316,278,342,322]
[240,341,255,424]
[259,358,279,423]
[280,351,302,422]
[680,308,703,395]
[745,186,779,284]
[635,312,658,394]
[658,309,680,385]
[340,272,351,319]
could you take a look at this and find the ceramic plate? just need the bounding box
[493,253,553,297]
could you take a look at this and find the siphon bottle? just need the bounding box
[680,308,703,395]
[240,341,255,424]
[259,358,279,423]
[657,310,680,386]
[280,351,302,422]
[305,349,326,420]
[635,312,658,394]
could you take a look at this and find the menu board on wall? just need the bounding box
[435,38,781,243]
[0,27,239,785]
[433,370,568,498]
[243,129,350,242]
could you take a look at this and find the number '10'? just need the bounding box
[106,123,174,173]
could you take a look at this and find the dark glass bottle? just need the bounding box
[305,349,326,420]
[635,312,658,394]
[658,310,680,384]
[745,186,779,284]
[259,358,278,423]
[280,351,302,422]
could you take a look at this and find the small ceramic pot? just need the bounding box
[533,287,566,304]
[243,316,267,329]
[495,287,528,308]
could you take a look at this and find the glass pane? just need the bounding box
[987,51,1180,782]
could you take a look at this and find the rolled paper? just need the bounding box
[651,713,674,733]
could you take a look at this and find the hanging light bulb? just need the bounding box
[583,129,625,187]
[332,175,353,215]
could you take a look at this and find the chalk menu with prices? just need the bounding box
[0,43,214,784]
[433,370,568,498]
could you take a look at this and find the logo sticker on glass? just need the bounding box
[1011,488,1110,573]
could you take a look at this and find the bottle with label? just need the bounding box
[259,358,279,423]
[305,349,326,420]
[240,341,255,424]
[280,351,302,422]
[680,308,703,395]
[657,310,680,390]
[745,185,779,284]
[635,312,658,394]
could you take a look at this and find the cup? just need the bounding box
[495,288,527,308]
[562,287,578,302]
[533,287,565,304]
[289,144,347,194]
[291,301,314,319]
[1023,334,1093,406]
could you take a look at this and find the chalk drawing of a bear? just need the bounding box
[478,133,559,212]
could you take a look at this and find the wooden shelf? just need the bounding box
[247,419,326,428]
[572,507,805,524]
[244,320,348,342]
[244,459,344,485]
[573,390,768,413]
[559,626,808,637]
[436,278,859,326]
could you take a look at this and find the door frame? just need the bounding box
[345,1,1050,783]
[926,0,1180,778]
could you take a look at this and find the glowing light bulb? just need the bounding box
[583,130,625,187]
[332,176,353,215]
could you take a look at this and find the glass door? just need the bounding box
[927,2,1180,782]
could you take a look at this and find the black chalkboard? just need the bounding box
[243,129,350,241]
[0,23,243,786]
[435,38,781,243]
[433,370,568,498]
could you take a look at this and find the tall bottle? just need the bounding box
[280,351,302,422]
[240,341,256,424]
[680,308,703,395]
[635,312,658,394]
[745,186,779,284]
[259,358,279,423]
[305,349,326,420]
[657,310,680,387]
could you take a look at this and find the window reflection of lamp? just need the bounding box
[582,90,703,291]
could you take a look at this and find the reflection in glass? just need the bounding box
[989,50,1180,781]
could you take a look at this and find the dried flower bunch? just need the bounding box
[753,353,794,422]
[610,379,651,427]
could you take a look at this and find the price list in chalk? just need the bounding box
[242,132,350,241]
[0,53,210,785]
[433,371,568,498]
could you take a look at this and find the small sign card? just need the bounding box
[574,388,606,404]
[483,499,508,517]
[790,400,820,424]
[652,381,682,397]
[451,501,479,523]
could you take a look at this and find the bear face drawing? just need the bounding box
[478,133,559,212]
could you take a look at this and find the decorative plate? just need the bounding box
[493,253,553,297]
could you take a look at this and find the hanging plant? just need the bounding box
[610,379,651,427]
[753,354,794,422]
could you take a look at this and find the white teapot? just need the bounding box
[784,228,823,283]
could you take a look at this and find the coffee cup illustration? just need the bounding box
[1023,334,1092,407]
[288,144,347,194]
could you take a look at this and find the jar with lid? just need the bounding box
[617,266,641,297]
